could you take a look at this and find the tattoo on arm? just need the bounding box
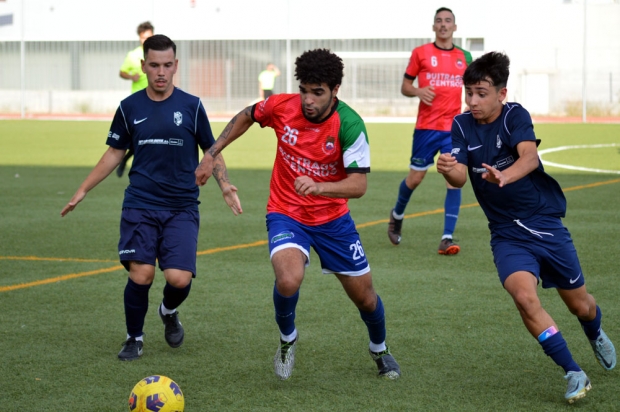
[207,106,252,158]
[212,154,231,189]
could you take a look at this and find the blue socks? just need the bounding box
[538,328,581,373]
[359,295,386,347]
[394,179,414,216]
[443,188,461,238]
[273,285,299,337]
[124,278,152,338]
[394,181,461,239]
[162,280,192,311]
[579,305,602,341]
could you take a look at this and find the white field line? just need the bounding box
[539,143,620,174]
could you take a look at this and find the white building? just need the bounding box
[1,0,619,117]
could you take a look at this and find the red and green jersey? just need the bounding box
[405,43,472,131]
[252,94,370,226]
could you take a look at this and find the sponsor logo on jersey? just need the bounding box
[496,134,502,148]
[425,72,463,88]
[138,138,183,146]
[108,131,120,140]
[495,156,514,169]
[451,148,460,155]
[133,117,148,125]
[472,156,514,173]
[271,231,294,244]
[323,136,336,154]
[174,111,183,126]
[278,146,339,177]
[119,249,136,255]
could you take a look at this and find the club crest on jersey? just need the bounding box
[496,134,502,149]
[322,136,336,154]
[455,59,464,69]
[174,111,183,126]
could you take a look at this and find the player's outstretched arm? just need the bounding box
[437,153,467,188]
[60,147,126,217]
[195,106,255,186]
[295,172,367,199]
[481,141,539,187]
[212,153,242,216]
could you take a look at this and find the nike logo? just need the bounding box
[467,145,483,151]
[133,117,148,124]
[600,354,614,369]
[569,273,582,284]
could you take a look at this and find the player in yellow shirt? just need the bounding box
[117,21,154,177]
[258,63,280,100]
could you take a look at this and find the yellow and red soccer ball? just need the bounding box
[128,375,184,412]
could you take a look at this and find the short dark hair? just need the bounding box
[463,52,510,89]
[143,34,176,58]
[295,49,344,91]
[137,21,154,35]
[435,7,454,20]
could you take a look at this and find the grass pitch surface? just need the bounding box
[1,120,619,410]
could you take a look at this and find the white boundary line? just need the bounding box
[539,143,620,174]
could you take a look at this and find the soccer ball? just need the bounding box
[128,375,184,412]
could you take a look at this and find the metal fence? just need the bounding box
[2,38,620,118]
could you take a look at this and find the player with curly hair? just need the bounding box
[195,48,401,381]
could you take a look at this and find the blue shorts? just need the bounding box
[491,216,584,289]
[118,208,199,276]
[266,212,370,276]
[409,129,452,170]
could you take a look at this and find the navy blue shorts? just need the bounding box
[266,212,370,276]
[118,208,199,276]
[409,129,452,170]
[491,215,584,289]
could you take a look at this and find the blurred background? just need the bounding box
[1,0,619,120]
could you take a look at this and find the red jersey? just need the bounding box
[405,43,472,131]
[252,94,371,226]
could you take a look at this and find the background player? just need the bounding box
[388,7,471,255]
[437,51,616,403]
[116,21,154,177]
[195,48,400,381]
[61,34,242,361]
[258,63,281,100]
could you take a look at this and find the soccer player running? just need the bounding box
[437,51,616,403]
[195,49,400,381]
[116,21,155,178]
[388,7,471,255]
[61,35,242,361]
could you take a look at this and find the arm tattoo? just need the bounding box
[212,154,231,189]
[207,106,252,158]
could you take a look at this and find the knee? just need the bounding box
[353,292,377,312]
[276,278,301,297]
[567,296,596,319]
[511,290,541,315]
[167,276,191,289]
[405,174,423,188]
[164,270,193,288]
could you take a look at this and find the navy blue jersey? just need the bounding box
[106,88,215,210]
[451,103,566,227]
